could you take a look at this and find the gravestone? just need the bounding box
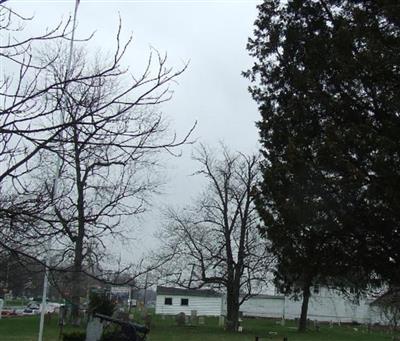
[0,299,3,320]
[86,317,103,341]
[175,312,186,326]
[218,315,225,327]
[190,310,198,325]
[314,320,320,331]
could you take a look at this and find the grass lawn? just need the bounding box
[0,316,81,341]
[0,314,397,341]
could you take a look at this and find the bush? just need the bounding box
[88,292,116,317]
[100,329,121,341]
[63,331,86,341]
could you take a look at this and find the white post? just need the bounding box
[38,256,50,341]
[37,1,80,340]
[0,298,3,320]
[143,271,149,308]
[282,295,286,326]
[128,286,132,312]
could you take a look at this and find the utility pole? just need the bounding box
[143,271,149,308]
[37,1,80,340]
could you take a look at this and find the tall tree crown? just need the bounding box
[246,0,400,289]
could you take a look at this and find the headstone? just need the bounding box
[238,326,243,332]
[218,315,225,327]
[314,320,320,331]
[175,312,186,326]
[59,306,67,327]
[0,299,3,320]
[86,317,103,341]
[190,310,198,325]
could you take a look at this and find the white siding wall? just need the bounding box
[155,294,222,316]
[284,289,386,324]
[156,289,389,324]
[241,297,285,318]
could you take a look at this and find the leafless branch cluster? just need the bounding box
[156,144,272,330]
[0,3,194,313]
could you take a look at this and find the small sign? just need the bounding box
[110,286,130,294]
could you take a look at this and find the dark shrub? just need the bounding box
[88,292,116,317]
[63,331,86,341]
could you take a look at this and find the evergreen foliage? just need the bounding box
[246,0,400,331]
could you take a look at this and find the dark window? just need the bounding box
[181,298,189,306]
[164,297,172,305]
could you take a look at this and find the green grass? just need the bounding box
[0,316,81,341]
[0,313,397,341]
[146,316,397,341]
[4,299,30,307]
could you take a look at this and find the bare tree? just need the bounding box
[35,37,194,321]
[157,145,272,331]
[0,4,84,184]
[0,4,194,321]
[0,3,93,259]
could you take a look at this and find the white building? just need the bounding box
[240,294,285,319]
[156,286,222,316]
[156,285,387,324]
[283,287,380,323]
[239,287,385,324]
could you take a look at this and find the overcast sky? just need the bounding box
[10,0,263,262]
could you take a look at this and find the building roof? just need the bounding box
[249,294,285,300]
[371,288,400,307]
[156,286,222,298]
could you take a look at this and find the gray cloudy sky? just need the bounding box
[11,0,262,261]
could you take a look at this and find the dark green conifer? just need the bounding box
[246,0,400,331]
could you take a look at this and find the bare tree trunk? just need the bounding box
[70,125,85,325]
[226,285,240,332]
[298,283,311,332]
[71,239,83,324]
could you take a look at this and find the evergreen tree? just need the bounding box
[246,0,400,331]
